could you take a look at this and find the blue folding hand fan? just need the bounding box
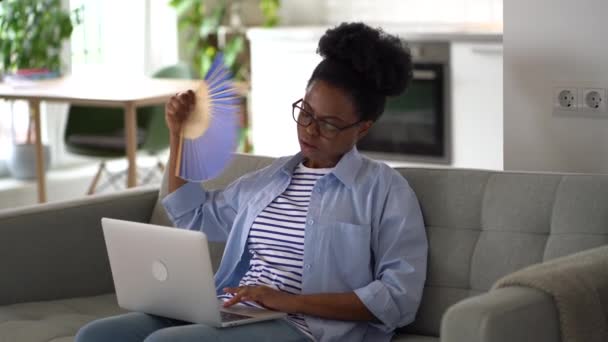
[175,54,240,182]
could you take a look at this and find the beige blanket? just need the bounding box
[493,245,608,342]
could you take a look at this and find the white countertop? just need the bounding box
[247,22,503,43]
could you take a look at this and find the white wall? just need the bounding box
[504,0,608,173]
[238,0,503,26]
[307,0,501,25]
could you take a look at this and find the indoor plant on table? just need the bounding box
[0,0,81,179]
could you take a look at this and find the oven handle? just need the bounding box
[413,70,438,80]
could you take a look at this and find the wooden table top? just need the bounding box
[0,76,248,107]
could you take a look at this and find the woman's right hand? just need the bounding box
[165,89,195,137]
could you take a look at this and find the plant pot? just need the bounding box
[9,143,51,180]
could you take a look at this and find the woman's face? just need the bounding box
[296,80,372,168]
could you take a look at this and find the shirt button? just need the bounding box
[308,219,314,225]
[315,188,321,193]
[304,264,311,270]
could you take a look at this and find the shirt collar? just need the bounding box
[277,147,363,189]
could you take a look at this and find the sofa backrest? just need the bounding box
[397,168,608,336]
[151,154,608,337]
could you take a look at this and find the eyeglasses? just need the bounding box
[292,99,362,139]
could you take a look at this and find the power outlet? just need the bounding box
[554,87,578,111]
[581,88,607,112]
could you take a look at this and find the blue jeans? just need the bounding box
[75,312,310,342]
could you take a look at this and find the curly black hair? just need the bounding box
[307,22,413,122]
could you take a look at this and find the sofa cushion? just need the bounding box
[0,294,124,342]
[0,293,422,342]
[545,175,608,259]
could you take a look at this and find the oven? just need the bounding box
[357,41,451,164]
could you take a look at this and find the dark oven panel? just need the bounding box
[357,62,448,163]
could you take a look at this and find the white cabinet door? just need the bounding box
[249,37,321,157]
[451,42,503,169]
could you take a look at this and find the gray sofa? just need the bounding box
[1,153,608,342]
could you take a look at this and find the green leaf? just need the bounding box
[200,47,216,77]
[199,1,225,37]
[260,0,280,27]
[168,0,182,7]
[0,0,80,72]
[171,0,197,18]
[223,35,244,69]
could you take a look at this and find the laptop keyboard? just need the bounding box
[220,311,253,322]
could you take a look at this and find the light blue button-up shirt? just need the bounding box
[162,148,428,342]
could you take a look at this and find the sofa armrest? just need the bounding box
[0,186,160,306]
[441,286,560,342]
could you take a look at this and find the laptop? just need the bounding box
[101,217,286,328]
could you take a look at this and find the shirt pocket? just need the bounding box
[318,220,373,285]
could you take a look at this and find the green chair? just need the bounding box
[64,63,196,194]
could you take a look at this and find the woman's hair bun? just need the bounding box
[317,22,412,97]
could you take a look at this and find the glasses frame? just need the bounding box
[291,99,363,139]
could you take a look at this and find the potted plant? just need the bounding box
[0,0,81,179]
[169,0,280,153]
[170,0,279,79]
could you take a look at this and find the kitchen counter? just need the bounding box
[247,22,503,43]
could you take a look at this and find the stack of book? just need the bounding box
[2,68,60,87]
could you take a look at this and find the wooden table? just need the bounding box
[0,76,204,203]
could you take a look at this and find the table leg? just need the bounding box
[124,102,137,188]
[29,100,47,203]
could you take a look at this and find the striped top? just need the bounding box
[218,162,332,340]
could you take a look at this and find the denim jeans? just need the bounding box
[75,312,310,342]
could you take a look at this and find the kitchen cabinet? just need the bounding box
[247,27,503,168]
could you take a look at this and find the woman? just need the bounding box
[77,22,427,342]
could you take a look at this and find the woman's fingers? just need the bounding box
[181,89,194,101]
[176,93,194,117]
[166,100,178,115]
[177,90,195,107]
[224,295,238,307]
[176,93,191,107]
[223,288,245,307]
[165,90,197,137]
[186,89,195,103]
[167,96,192,121]
[222,287,256,307]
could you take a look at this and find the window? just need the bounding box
[70,0,104,71]
[0,0,177,174]
[70,0,146,76]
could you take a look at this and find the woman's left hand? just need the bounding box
[222,285,299,313]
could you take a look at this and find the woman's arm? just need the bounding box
[292,292,376,321]
[168,132,187,194]
[165,90,193,194]
[353,178,428,331]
